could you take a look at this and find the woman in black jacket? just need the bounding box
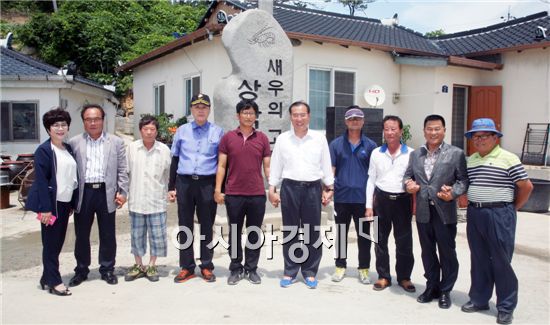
[26,108,78,296]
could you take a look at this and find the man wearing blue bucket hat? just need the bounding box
[461,118,533,324]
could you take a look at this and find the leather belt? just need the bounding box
[85,182,105,189]
[283,179,321,187]
[180,174,215,181]
[469,201,511,208]
[375,188,409,200]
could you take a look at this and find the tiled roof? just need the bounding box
[0,47,113,92]
[120,2,549,72]
[1,46,59,75]
[272,4,442,55]
[203,1,443,55]
[433,11,550,56]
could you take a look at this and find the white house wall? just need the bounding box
[1,82,116,156]
[133,37,402,136]
[1,87,58,155]
[293,41,401,114]
[479,48,550,156]
[132,37,231,136]
[399,65,440,148]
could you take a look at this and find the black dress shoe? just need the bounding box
[438,292,451,309]
[461,301,490,313]
[69,274,88,287]
[101,272,118,285]
[417,288,441,303]
[497,311,513,324]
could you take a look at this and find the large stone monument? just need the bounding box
[213,8,293,145]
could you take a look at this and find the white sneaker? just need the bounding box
[358,268,371,284]
[331,267,346,282]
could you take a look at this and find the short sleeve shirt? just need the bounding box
[467,145,529,203]
[219,128,271,196]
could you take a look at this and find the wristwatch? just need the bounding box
[324,188,334,192]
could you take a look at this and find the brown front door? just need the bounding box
[467,86,502,155]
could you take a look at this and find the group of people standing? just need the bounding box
[327,109,532,325]
[27,94,532,325]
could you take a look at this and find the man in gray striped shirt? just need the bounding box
[125,115,171,282]
[461,118,533,325]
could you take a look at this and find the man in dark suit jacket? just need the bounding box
[68,104,129,286]
[404,114,468,309]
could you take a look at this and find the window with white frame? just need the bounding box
[184,75,201,116]
[1,101,39,142]
[308,68,355,130]
[154,84,165,115]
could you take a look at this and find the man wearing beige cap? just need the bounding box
[329,106,377,284]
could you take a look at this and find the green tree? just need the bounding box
[424,29,446,38]
[14,0,207,96]
[331,0,376,16]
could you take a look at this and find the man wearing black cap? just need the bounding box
[461,118,533,324]
[168,93,224,283]
[328,105,376,284]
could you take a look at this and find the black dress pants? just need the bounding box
[333,202,371,269]
[467,204,517,313]
[41,201,71,286]
[416,204,458,293]
[74,185,116,276]
[176,175,217,271]
[373,190,414,283]
[280,179,322,279]
[225,195,266,272]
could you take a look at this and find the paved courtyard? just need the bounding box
[1,190,548,324]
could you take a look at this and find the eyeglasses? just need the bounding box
[346,117,363,121]
[472,134,494,141]
[51,122,69,129]
[83,117,103,124]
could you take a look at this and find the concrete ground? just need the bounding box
[1,190,549,324]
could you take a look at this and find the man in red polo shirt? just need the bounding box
[214,99,271,285]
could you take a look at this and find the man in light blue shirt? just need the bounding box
[168,93,224,283]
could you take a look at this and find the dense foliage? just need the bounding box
[4,0,207,96]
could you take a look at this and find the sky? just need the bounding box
[305,0,550,34]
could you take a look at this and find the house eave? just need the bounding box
[393,56,448,67]
[447,56,503,70]
[285,31,444,57]
[462,40,550,58]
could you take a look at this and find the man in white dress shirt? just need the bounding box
[268,101,334,289]
[125,115,171,282]
[366,115,416,293]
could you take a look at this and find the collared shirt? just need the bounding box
[467,145,528,203]
[366,143,413,208]
[85,132,105,183]
[128,140,171,214]
[52,144,78,202]
[269,128,334,187]
[219,127,271,196]
[423,143,442,180]
[329,132,377,204]
[171,121,224,175]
